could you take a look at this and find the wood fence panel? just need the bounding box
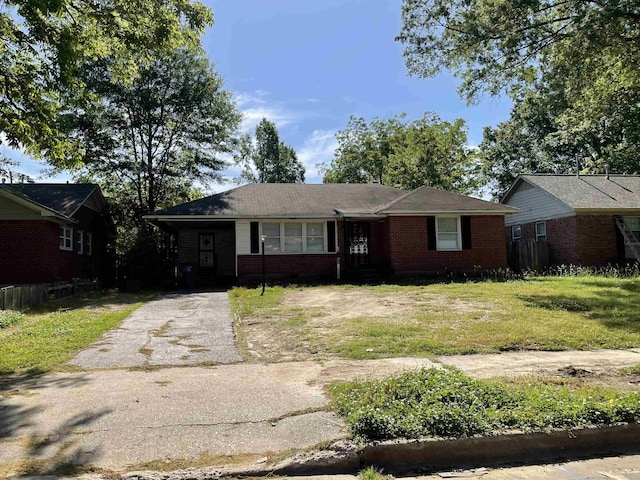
[508,239,550,272]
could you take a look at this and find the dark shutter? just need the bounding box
[426,216,436,251]
[327,221,336,253]
[250,222,259,254]
[462,216,472,250]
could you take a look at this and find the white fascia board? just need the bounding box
[385,210,515,216]
[144,214,341,221]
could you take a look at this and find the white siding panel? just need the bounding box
[504,184,574,226]
[236,220,251,255]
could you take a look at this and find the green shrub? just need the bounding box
[0,310,24,329]
[330,368,640,441]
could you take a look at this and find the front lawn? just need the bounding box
[229,276,640,361]
[330,368,640,441]
[0,290,153,375]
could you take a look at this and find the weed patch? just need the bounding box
[0,310,24,329]
[330,368,640,441]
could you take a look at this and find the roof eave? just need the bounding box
[0,188,76,223]
[384,209,518,215]
[574,208,640,214]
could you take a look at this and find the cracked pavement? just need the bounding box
[69,291,243,369]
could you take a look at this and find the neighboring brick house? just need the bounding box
[0,183,116,285]
[500,174,640,267]
[145,183,517,285]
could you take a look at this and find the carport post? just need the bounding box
[261,234,266,296]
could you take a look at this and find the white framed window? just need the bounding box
[262,222,281,253]
[59,227,73,251]
[86,232,93,256]
[261,221,327,254]
[436,217,461,251]
[306,223,325,252]
[284,223,303,253]
[535,222,547,241]
[512,225,522,241]
[77,230,84,254]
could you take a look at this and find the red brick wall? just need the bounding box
[0,220,73,284]
[387,215,507,272]
[238,254,339,278]
[545,216,579,265]
[576,215,619,266]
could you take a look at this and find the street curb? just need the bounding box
[122,423,640,479]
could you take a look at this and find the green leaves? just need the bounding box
[0,0,213,165]
[331,368,640,441]
[322,113,479,194]
[240,118,305,184]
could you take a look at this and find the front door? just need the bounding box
[198,233,216,283]
[347,221,370,267]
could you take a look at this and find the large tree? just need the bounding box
[397,0,640,176]
[321,113,479,194]
[69,47,241,249]
[237,118,305,183]
[0,0,212,167]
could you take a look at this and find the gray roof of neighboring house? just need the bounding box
[0,183,100,217]
[503,174,640,210]
[148,183,516,219]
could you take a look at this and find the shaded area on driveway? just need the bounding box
[69,291,243,369]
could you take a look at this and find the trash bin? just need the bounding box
[182,265,197,289]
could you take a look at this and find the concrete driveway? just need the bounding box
[69,291,243,368]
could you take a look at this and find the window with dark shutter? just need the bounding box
[426,216,436,250]
[462,216,472,249]
[327,221,336,252]
[250,222,259,254]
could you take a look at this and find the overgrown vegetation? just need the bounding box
[229,276,640,361]
[330,368,640,441]
[0,310,24,329]
[0,291,153,375]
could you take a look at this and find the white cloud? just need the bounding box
[234,90,299,133]
[297,129,338,183]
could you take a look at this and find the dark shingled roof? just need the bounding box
[149,183,516,218]
[512,174,640,210]
[378,185,518,214]
[0,183,98,217]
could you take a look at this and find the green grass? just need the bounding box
[330,368,640,441]
[229,276,640,359]
[0,290,153,375]
[0,310,24,329]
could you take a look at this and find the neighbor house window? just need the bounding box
[86,233,93,256]
[261,222,326,253]
[77,230,84,254]
[262,223,281,253]
[512,225,522,241]
[59,227,73,251]
[436,217,461,251]
[535,222,547,241]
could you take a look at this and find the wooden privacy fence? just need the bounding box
[0,280,97,310]
[508,239,550,272]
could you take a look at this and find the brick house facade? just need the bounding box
[501,175,640,268]
[147,184,517,285]
[0,184,115,285]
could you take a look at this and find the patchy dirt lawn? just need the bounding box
[232,282,640,391]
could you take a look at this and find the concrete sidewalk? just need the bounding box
[2,349,640,477]
[0,358,434,476]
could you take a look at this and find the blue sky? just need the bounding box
[4,0,513,190]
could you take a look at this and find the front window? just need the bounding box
[60,227,73,251]
[306,223,325,252]
[535,222,547,241]
[436,217,461,251]
[284,223,303,253]
[262,223,281,253]
[261,222,326,253]
[512,225,522,241]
